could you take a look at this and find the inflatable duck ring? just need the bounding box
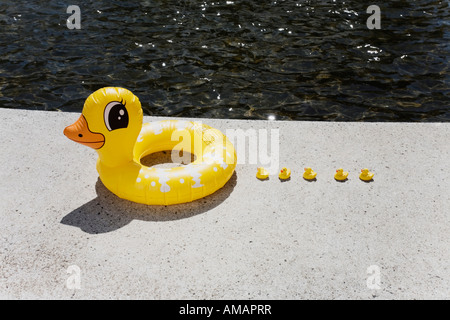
[64,87,237,205]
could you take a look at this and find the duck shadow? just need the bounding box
[60,172,237,234]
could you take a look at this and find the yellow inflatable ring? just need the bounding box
[64,87,237,205]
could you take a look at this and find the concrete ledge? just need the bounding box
[0,108,449,299]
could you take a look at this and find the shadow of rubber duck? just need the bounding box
[61,171,237,234]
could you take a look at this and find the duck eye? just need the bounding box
[104,101,129,131]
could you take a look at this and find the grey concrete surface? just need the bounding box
[0,108,449,299]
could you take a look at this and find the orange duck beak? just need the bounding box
[63,115,105,149]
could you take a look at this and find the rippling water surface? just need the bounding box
[0,1,449,121]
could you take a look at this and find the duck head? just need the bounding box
[64,87,143,167]
[336,168,343,174]
[304,167,312,173]
[361,168,369,174]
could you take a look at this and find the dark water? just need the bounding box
[0,1,449,121]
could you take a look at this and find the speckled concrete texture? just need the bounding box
[0,109,449,299]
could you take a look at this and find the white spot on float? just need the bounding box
[213,167,218,172]
[145,174,149,179]
[175,120,190,130]
[151,181,156,187]
[139,169,144,174]
[185,165,204,188]
[137,135,144,142]
[155,169,171,193]
[214,157,228,170]
[160,184,171,192]
[149,122,164,135]
[203,151,228,170]
[180,178,184,184]
[136,177,141,183]
[202,152,212,159]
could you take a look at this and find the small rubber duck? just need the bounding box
[279,167,291,180]
[334,168,349,181]
[359,168,374,181]
[303,167,317,180]
[256,167,269,180]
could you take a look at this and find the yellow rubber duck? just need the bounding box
[334,168,349,181]
[279,167,291,180]
[303,167,317,180]
[256,167,269,180]
[360,168,374,181]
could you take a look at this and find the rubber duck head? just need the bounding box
[336,168,344,174]
[361,168,369,174]
[64,87,143,167]
[304,167,312,173]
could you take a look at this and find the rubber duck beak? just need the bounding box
[64,115,105,149]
